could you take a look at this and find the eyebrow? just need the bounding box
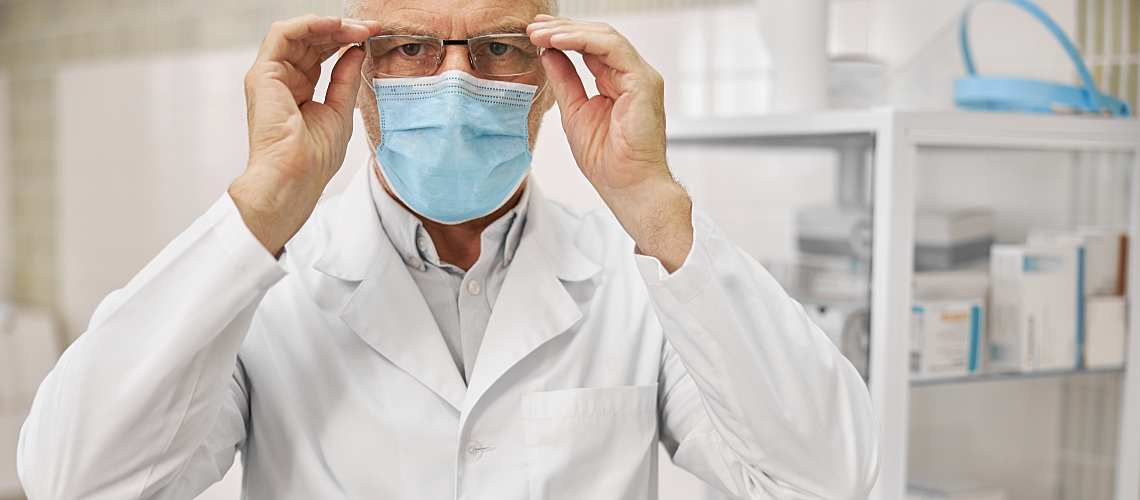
[376,20,529,39]
[468,21,530,38]
[376,21,446,38]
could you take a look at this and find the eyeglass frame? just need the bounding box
[360,33,547,79]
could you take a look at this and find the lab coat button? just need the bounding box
[466,442,493,459]
[466,280,482,296]
[407,256,423,269]
[416,236,428,252]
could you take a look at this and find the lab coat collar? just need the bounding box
[460,180,602,420]
[316,165,467,410]
[313,164,600,284]
[312,166,381,282]
[312,163,602,415]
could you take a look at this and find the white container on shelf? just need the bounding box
[1087,296,1128,368]
[754,0,828,112]
[796,205,993,270]
[1029,228,1127,296]
[911,298,985,379]
[988,243,1084,372]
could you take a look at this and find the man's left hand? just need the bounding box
[528,15,693,272]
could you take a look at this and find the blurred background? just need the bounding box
[1,0,1139,499]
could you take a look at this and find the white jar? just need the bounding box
[754,0,830,112]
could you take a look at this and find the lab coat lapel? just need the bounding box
[461,184,602,419]
[313,166,467,411]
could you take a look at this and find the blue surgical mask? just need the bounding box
[372,70,538,225]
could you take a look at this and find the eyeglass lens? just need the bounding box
[363,34,543,78]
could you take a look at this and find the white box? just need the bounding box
[1086,296,1127,367]
[911,299,984,379]
[796,206,994,269]
[1029,228,1126,296]
[989,243,1083,372]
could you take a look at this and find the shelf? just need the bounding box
[662,106,1140,500]
[667,108,888,145]
[911,366,1126,387]
[666,109,1140,152]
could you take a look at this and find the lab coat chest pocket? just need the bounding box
[522,384,659,500]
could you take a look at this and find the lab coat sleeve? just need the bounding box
[17,194,287,500]
[637,209,879,500]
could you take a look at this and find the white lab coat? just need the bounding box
[18,167,878,499]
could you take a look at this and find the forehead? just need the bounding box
[363,0,543,38]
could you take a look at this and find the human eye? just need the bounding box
[487,42,514,57]
[398,43,427,57]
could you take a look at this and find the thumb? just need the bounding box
[325,45,365,125]
[541,49,589,120]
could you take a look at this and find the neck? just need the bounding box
[375,166,526,271]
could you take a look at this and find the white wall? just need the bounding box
[54,49,371,342]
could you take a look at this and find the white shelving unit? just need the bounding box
[667,109,1140,500]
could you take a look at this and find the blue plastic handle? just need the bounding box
[958,0,1131,117]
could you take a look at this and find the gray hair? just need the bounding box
[343,0,559,17]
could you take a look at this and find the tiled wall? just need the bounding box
[0,0,746,311]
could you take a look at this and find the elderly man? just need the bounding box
[17,0,878,498]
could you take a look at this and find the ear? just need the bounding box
[355,77,373,111]
[536,81,557,115]
[356,79,383,151]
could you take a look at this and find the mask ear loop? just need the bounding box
[531,80,549,105]
[356,42,373,91]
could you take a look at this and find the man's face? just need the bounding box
[354,0,556,153]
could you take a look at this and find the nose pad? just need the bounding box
[437,45,476,75]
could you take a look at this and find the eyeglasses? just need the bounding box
[362,34,544,79]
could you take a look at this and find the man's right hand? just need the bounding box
[228,15,381,256]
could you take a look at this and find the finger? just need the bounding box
[259,16,376,64]
[540,49,589,118]
[529,17,615,36]
[325,46,366,123]
[259,15,339,62]
[528,24,640,73]
[280,16,377,42]
[295,42,351,78]
[582,54,620,97]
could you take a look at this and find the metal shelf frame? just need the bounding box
[668,109,1140,500]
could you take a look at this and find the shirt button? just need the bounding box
[467,442,493,460]
[416,236,428,253]
[467,280,482,296]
